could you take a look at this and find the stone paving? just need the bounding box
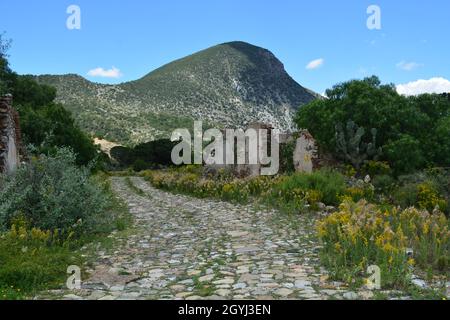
[35,177,433,300]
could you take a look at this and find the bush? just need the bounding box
[111,139,178,170]
[393,183,420,209]
[425,168,450,211]
[416,182,448,213]
[391,172,449,215]
[132,159,148,172]
[270,168,346,207]
[362,161,392,177]
[0,154,130,299]
[343,177,375,202]
[142,167,250,203]
[0,148,111,235]
[372,174,396,194]
[15,85,99,167]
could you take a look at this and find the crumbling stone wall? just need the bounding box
[292,130,318,173]
[238,122,274,177]
[207,122,319,176]
[0,94,22,174]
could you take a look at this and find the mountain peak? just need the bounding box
[218,41,269,51]
[36,43,318,145]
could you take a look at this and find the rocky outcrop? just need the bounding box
[0,94,22,174]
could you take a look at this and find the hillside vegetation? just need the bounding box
[35,42,318,145]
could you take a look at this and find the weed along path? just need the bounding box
[37,177,379,300]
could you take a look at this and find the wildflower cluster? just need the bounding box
[143,167,347,212]
[417,182,448,213]
[142,167,282,204]
[317,200,450,288]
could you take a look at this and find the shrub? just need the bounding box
[0,163,130,299]
[16,90,99,167]
[247,176,277,196]
[416,182,448,213]
[425,168,450,214]
[344,186,370,202]
[362,161,392,177]
[0,148,112,235]
[111,139,178,169]
[392,183,419,209]
[343,177,375,202]
[372,174,396,194]
[221,181,249,202]
[132,159,148,172]
[271,168,346,207]
[391,174,449,215]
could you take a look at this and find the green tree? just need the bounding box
[111,139,178,169]
[0,35,99,166]
[0,33,13,95]
[384,135,425,175]
[295,76,450,174]
[434,116,450,167]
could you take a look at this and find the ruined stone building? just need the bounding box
[207,122,319,177]
[0,94,23,174]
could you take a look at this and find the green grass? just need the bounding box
[191,275,216,297]
[405,285,448,300]
[0,286,27,300]
[0,233,83,299]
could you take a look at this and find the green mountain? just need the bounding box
[35,41,318,145]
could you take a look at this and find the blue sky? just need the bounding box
[1,0,449,94]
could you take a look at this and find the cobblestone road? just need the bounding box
[36,177,406,300]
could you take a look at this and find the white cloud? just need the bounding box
[396,77,450,96]
[396,61,422,71]
[306,58,324,70]
[87,66,123,78]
